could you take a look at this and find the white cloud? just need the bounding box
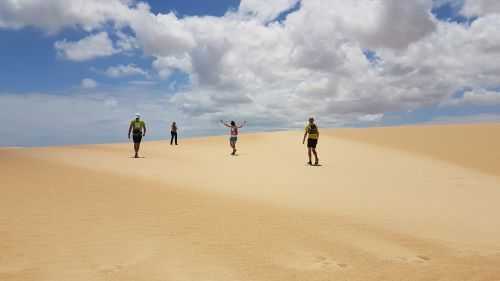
[55,32,118,61]
[144,0,440,125]
[81,78,98,89]
[358,114,384,122]
[105,64,149,78]
[128,1,500,126]
[461,0,500,17]
[286,0,436,50]
[0,0,134,33]
[115,31,139,52]
[152,55,192,79]
[127,4,196,57]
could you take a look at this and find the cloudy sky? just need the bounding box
[1,0,499,146]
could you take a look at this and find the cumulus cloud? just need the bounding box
[55,32,118,61]
[81,78,98,89]
[127,4,196,57]
[152,55,192,79]
[461,0,500,17]
[358,114,384,122]
[150,0,443,125]
[105,64,149,78]
[0,0,134,33]
[285,0,436,51]
[115,31,140,52]
[114,1,500,126]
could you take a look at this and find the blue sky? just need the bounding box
[147,0,240,16]
[0,0,499,146]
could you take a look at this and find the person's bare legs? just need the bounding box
[307,147,312,164]
[231,142,236,155]
[312,148,318,165]
[134,143,140,158]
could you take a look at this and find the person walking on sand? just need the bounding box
[170,121,178,145]
[221,120,247,155]
[128,113,146,158]
[303,117,319,165]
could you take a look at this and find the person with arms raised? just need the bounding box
[221,120,247,156]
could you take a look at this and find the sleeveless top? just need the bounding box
[305,124,319,139]
[131,120,144,133]
[230,126,238,137]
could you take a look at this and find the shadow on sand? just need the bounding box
[306,163,323,167]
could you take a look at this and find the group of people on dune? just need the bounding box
[128,114,320,166]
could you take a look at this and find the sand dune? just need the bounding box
[1,124,500,281]
[332,123,500,176]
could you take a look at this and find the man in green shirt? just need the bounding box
[128,113,146,158]
[302,117,319,165]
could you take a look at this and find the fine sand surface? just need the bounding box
[1,123,500,281]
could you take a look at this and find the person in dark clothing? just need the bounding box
[170,121,178,145]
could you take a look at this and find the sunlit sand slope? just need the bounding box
[331,123,500,176]
[1,124,499,281]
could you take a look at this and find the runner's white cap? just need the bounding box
[135,113,141,118]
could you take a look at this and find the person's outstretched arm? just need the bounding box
[238,121,247,128]
[220,120,230,127]
[128,122,132,139]
[302,131,308,144]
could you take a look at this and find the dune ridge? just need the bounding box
[331,123,500,177]
[1,124,500,281]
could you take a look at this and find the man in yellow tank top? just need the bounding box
[128,113,146,158]
[302,117,319,165]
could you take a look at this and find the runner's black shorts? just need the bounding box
[307,138,318,148]
[133,132,143,144]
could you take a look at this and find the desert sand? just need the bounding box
[1,123,500,281]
